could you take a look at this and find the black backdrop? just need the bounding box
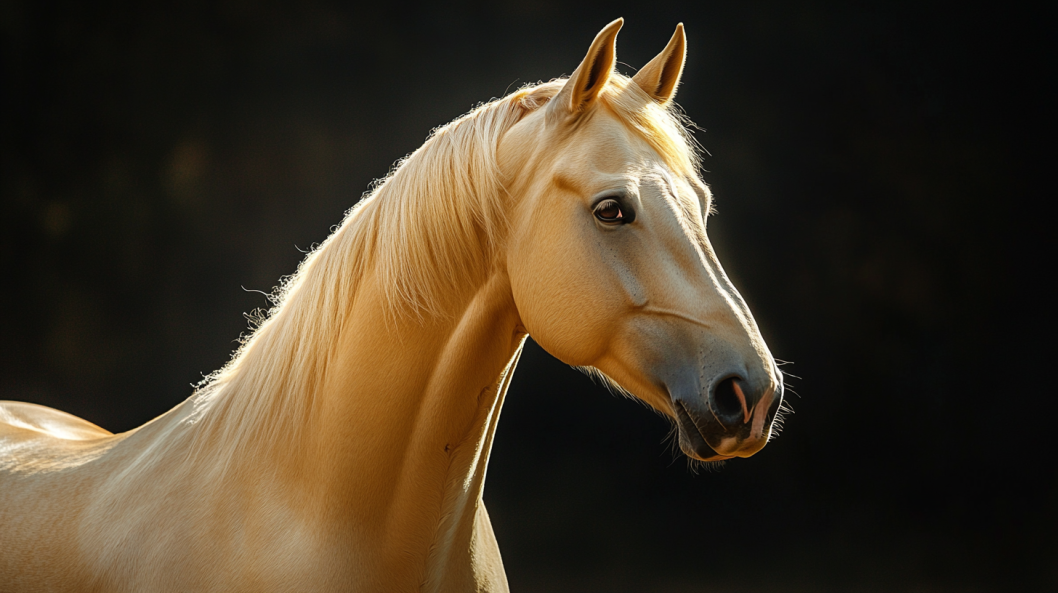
[2,2,1054,591]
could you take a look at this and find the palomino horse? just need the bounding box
[0,19,783,592]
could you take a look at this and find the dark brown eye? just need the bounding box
[593,199,624,223]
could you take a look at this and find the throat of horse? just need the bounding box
[305,269,524,556]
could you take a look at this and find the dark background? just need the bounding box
[2,1,1054,591]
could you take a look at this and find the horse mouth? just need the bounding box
[673,400,732,462]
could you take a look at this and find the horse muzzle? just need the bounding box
[672,370,784,461]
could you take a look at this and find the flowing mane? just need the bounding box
[185,74,701,472]
[1,23,786,591]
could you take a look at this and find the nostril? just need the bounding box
[712,377,748,424]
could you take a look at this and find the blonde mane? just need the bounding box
[0,24,787,592]
[185,74,701,470]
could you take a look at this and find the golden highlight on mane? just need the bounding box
[1,23,789,592]
[186,75,702,470]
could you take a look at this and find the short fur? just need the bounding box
[0,20,782,592]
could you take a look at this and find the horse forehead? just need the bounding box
[577,114,656,165]
[554,115,671,186]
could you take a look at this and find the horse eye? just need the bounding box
[593,199,625,223]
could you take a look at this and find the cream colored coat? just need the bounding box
[0,19,783,592]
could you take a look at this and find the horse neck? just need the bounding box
[295,260,524,552]
[172,95,528,577]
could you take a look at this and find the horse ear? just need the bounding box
[548,18,623,118]
[632,23,686,104]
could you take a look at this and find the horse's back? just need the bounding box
[0,400,113,441]
[0,402,120,592]
[0,400,116,477]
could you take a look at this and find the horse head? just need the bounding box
[500,19,784,461]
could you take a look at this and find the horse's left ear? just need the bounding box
[548,18,623,119]
[632,23,686,104]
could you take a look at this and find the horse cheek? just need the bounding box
[507,231,612,367]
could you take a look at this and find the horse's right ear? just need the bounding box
[547,18,623,120]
